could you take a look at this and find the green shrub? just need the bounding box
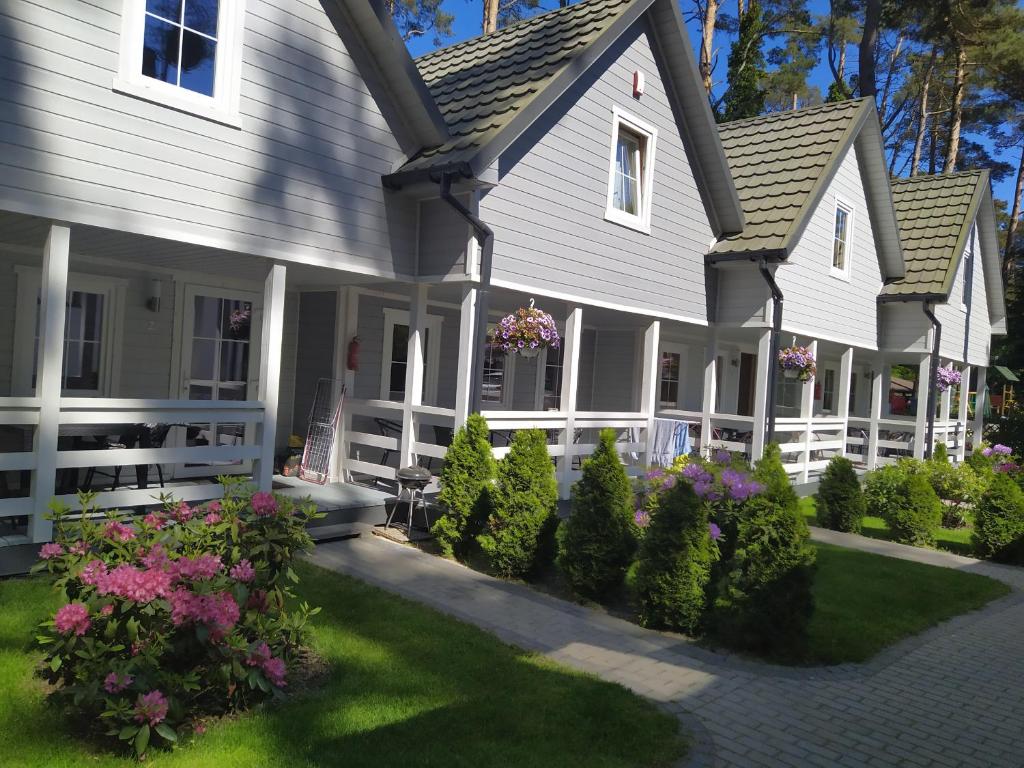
[432,414,496,558]
[752,443,800,510]
[987,406,1024,458]
[633,482,718,633]
[973,473,1024,563]
[477,429,558,579]
[557,429,637,597]
[710,493,816,656]
[885,473,942,546]
[932,442,949,462]
[863,464,908,519]
[815,456,866,533]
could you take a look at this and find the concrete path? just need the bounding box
[310,531,1024,768]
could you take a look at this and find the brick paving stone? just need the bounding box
[310,533,1024,768]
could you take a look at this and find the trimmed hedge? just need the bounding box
[885,473,942,546]
[973,473,1024,564]
[432,414,496,558]
[816,456,866,533]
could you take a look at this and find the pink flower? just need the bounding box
[172,501,194,523]
[39,542,64,560]
[169,554,222,582]
[140,544,171,571]
[54,603,91,636]
[262,657,287,688]
[246,641,272,667]
[103,521,136,542]
[168,589,240,641]
[100,604,114,616]
[104,671,133,693]
[194,723,206,735]
[95,564,172,603]
[205,500,223,514]
[79,559,108,586]
[250,492,278,517]
[229,559,255,583]
[133,690,168,726]
[142,512,166,529]
[68,540,88,556]
[203,512,222,525]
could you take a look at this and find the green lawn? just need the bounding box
[806,543,1010,664]
[799,496,977,556]
[0,562,684,768]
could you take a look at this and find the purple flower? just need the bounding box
[992,444,1013,456]
[645,468,665,481]
[693,480,714,498]
[661,475,678,491]
[634,509,651,528]
[709,522,721,541]
[712,450,732,465]
[996,461,1019,474]
[681,463,705,480]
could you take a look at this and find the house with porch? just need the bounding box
[0,0,1005,562]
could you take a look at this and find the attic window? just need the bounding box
[605,107,657,232]
[831,199,853,279]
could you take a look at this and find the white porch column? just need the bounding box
[639,320,661,466]
[558,306,583,499]
[798,339,818,483]
[955,365,971,462]
[330,286,359,482]
[400,284,429,468]
[750,328,773,462]
[939,373,952,453]
[837,346,854,459]
[913,353,931,460]
[700,331,718,458]
[867,355,884,470]
[972,366,988,453]
[31,223,71,543]
[453,284,478,430]
[255,263,286,491]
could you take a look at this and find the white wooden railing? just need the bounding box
[0,397,40,521]
[342,398,404,486]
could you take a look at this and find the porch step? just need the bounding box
[308,522,370,543]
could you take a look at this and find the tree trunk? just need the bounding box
[483,0,498,34]
[944,44,967,174]
[878,35,904,125]
[911,49,937,177]
[838,37,846,80]
[1006,144,1024,273]
[699,0,720,96]
[738,0,746,17]
[929,115,939,175]
[858,0,881,99]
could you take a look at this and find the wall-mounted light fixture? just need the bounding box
[146,278,162,313]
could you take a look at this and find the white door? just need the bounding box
[176,285,261,478]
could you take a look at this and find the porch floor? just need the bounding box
[272,475,394,533]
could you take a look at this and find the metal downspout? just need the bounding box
[439,172,494,414]
[757,258,784,444]
[922,302,942,459]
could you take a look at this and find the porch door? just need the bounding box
[176,285,261,478]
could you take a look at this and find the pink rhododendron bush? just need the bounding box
[32,479,323,757]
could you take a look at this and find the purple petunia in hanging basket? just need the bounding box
[778,345,816,382]
[935,366,962,393]
[488,299,560,358]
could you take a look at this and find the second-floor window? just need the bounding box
[142,1,220,97]
[605,107,657,232]
[832,200,853,278]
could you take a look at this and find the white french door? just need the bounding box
[175,285,261,478]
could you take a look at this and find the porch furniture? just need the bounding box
[82,423,183,491]
[374,418,403,465]
[386,465,432,533]
[424,425,453,472]
[299,378,346,485]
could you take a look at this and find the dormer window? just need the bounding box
[831,199,853,279]
[115,0,246,126]
[605,107,657,232]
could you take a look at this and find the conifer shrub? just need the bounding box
[477,429,558,578]
[752,443,800,510]
[815,456,866,533]
[633,482,718,633]
[431,414,496,558]
[863,464,907,519]
[557,429,637,597]
[973,472,1024,563]
[885,473,942,546]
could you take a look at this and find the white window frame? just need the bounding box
[113,0,247,127]
[604,106,657,233]
[831,197,854,280]
[11,267,126,397]
[657,342,687,409]
[533,336,565,411]
[380,308,442,405]
[821,367,837,413]
[481,324,515,408]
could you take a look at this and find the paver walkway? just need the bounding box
[310,530,1024,768]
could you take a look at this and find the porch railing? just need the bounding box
[0,397,40,521]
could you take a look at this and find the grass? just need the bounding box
[799,496,977,556]
[0,561,685,768]
[806,543,1010,663]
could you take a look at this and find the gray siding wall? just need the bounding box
[290,292,337,436]
[880,302,930,353]
[480,19,715,321]
[777,143,883,349]
[967,227,993,366]
[715,267,768,326]
[0,251,25,396]
[934,222,992,367]
[935,245,968,364]
[0,0,415,276]
[417,197,470,278]
[590,330,638,411]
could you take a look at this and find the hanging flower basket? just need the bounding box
[936,365,962,393]
[778,345,816,382]
[489,299,560,358]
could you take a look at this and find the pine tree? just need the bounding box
[385,0,453,45]
[721,0,768,122]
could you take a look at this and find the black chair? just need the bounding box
[84,423,182,491]
[374,418,403,466]
[424,425,454,471]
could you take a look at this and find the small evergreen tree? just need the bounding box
[633,482,718,633]
[431,414,495,558]
[557,429,637,598]
[933,442,949,462]
[720,0,768,122]
[753,443,800,511]
[816,456,866,533]
[885,473,942,546]
[477,429,558,579]
[974,473,1024,563]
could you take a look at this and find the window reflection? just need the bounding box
[142,0,219,97]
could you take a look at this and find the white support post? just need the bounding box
[867,355,884,470]
[701,331,718,458]
[32,223,71,543]
[255,263,286,491]
[400,284,428,468]
[972,366,987,453]
[837,347,854,459]
[750,328,773,461]
[939,377,952,453]
[913,353,931,460]
[559,307,583,499]
[331,286,359,482]
[798,339,818,483]
[453,284,477,430]
[955,365,971,462]
[639,320,661,466]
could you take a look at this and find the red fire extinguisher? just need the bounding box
[347,336,360,372]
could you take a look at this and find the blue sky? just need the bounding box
[404,0,1017,210]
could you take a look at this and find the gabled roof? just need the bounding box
[383,0,744,233]
[711,98,904,279]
